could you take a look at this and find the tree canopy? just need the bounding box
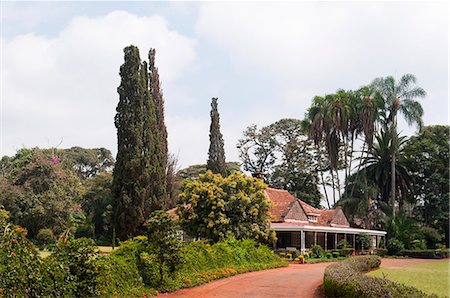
[177,171,275,244]
[238,119,322,207]
[206,98,227,176]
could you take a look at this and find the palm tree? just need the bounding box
[362,129,414,211]
[371,74,426,216]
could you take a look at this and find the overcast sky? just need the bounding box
[1,1,448,168]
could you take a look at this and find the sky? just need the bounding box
[1,1,449,169]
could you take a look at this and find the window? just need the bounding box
[307,215,317,222]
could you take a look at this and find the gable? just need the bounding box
[284,200,308,222]
[329,207,350,227]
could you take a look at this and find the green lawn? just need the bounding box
[368,261,450,297]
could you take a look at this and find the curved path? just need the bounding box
[159,262,333,298]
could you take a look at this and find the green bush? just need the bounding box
[410,239,427,250]
[36,228,56,249]
[420,226,443,249]
[337,239,349,249]
[387,238,405,255]
[323,255,436,297]
[356,233,372,250]
[332,251,340,258]
[340,248,354,257]
[400,249,450,259]
[376,248,387,257]
[326,252,332,259]
[311,245,325,258]
[43,238,101,297]
[0,226,43,297]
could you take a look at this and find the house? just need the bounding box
[265,187,386,254]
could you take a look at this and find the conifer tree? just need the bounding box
[146,49,168,211]
[112,46,146,240]
[206,98,227,176]
[112,46,168,240]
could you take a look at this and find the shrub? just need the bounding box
[356,233,372,250]
[311,245,325,258]
[340,248,354,257]
[41,237,101,297]
[410,239,427,250]
[376,248,387,257]
[326,253,332,259]
[337,239,349,249]
[0,225,43,297]
[387,238,405,255]
[400,249,450,259]
[420,226,443,249]
[286,248,301,258]
[147,211,184,285]
[332,251,340,258]
[36,228,56,249]
[323,255,435,297]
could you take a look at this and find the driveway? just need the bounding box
[159,262,333,298]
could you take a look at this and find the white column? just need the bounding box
[325,232,328,251]
[301,230,306,254]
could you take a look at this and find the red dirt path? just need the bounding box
[159,258,448,298]
[159,262,333,298]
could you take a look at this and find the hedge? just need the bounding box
[400,249,450,259]
[323,255,438,298]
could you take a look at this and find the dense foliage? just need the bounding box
[178,171,276,244]
[323,256,436,298]
[206,98,227,176]
[146,211,184,284]
[237,119,322,207]
[403,125,449,245]
[0,148,85,238]
[112,45,167,240]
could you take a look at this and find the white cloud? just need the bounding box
[2,11,196,157]
[196,2,448,129]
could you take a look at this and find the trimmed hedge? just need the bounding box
[400,249,450,259]
[323,255,438,298]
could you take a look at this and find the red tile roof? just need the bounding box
[264,187,350,228]
[264,188,297,222]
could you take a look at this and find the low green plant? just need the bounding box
[387,238,405,256]
[332,251,340,258]
[340,248,354,257]
[0,225,43,297]
[324,256,435,297]
[376,248,387,257]
[311,245,325,258]
[36,228,56,249]
[337,239,349,249]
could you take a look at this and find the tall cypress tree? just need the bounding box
[112,46,146,240]
[206,98,227,176]
[112,46,168,240]
[146,49,168,211]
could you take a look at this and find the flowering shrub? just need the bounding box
[323,256,437,297]
[0,225,43,297]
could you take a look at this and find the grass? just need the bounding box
[39,245,113,259]
[367,260,450,297]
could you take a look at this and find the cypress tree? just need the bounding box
[146,49,168,212]
[206,98,227,176]
[112,46,146,240]
[112,46,168,240]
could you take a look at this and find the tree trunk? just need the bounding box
[350,141,366,198]
[316,146,331,208]
[390,116,397,217]
[335,167,342,200]
[330,168,336,205]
